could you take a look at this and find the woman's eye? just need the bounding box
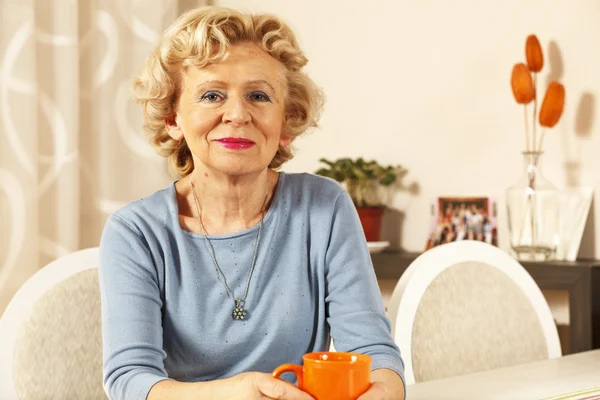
[200,92,224,102]
[248,92,271,102]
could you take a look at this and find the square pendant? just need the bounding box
[232,306,247,320]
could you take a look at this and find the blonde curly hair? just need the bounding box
[133,6,325,177]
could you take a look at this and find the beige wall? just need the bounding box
[217,0,600,256]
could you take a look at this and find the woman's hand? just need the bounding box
[224,372,315,400]
[357,369,405,400]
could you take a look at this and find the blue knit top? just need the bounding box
[99,172,405,400]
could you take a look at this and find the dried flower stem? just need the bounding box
[537,129,547,153]
[524,105,531,151]
[532,73,538,151]
[517,154,539,248]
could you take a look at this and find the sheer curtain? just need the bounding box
[0,0,209,314]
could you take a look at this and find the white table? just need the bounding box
[407,350,600,400]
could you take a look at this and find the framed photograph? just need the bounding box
[425,196,498,250]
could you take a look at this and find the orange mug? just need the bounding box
[272,352,371,400]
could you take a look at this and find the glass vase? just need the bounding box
[506,151,560,261]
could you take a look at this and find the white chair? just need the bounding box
[387,241,561,385]
[0,248,106,399]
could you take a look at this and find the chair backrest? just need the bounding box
[387,241,561,385]
[0,248,106,399]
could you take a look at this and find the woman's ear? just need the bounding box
[165,115,184,140]
[279,133,292,148]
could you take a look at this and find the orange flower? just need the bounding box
[511,63,535,104]
[525,34,544,72]
[539,82,565,127]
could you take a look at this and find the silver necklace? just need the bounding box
[190,181,268,321]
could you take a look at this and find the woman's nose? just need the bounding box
[222,95,251,126]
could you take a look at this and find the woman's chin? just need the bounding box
[210,162,268,177]
[206,153,273,177]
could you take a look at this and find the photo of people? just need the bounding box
[425,197,498,250]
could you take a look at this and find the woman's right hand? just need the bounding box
[223,372,315,400]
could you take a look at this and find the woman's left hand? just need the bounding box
[357,369,405,400]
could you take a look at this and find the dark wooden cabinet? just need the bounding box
[371,251,600,354]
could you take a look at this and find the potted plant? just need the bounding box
[315,157,406,242]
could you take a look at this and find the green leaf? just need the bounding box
[315,168,332,177]
[318,158,334,166]
[352,166,368,179]
[379,173,396,186]
[333,171,346,182]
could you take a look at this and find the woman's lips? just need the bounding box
[216,137,256,150]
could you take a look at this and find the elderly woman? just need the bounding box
[99,6,405,400]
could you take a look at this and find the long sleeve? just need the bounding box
[98,214,172,400]
[324,191,406,384]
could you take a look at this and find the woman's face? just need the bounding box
[167,41,290,177]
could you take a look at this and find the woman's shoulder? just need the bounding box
[281,172,345,200]
[275,173,351,222]
[105,182,176,234]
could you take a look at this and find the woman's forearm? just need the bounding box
[147,379,220,400]
[372,368,406,399]
[145,371,310,400]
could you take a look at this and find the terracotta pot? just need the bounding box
[356,207,385,242]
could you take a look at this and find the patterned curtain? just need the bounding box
[0,0,209,314]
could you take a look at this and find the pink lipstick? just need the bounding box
[216,137,255,150]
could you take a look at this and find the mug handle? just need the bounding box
[272,364,304,388]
